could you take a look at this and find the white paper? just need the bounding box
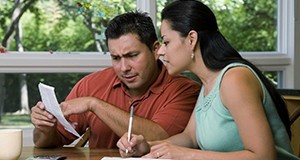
[38,82,81,138]
[101,157,171,160]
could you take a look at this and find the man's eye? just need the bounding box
[163,42,169,46]
[129,54,138,57]
[125,54,138,58]
[112,56,120,60]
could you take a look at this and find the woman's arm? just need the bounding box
[156,107,199,148]
[144,67,277,160]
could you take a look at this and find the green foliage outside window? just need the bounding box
[157,0,277,51]
[3,73,86,113]
[0,0,136,52]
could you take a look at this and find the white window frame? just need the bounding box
[241,0,299,89]
[0,0,299,88]
[0,52,111,73]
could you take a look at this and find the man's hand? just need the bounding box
[117,133,150,157]
[31,101,57,132]
[60,97,95,117]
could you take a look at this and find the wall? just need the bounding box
[294,0,300,89]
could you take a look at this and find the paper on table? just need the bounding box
[38,82,81,138]
[101,157,171,160]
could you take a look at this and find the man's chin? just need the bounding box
[122,81,138,88]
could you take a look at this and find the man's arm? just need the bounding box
[91,99,169,140]
[61,97,169,141]
[33,128,63,148]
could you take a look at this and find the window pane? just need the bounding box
[262,71,283,88]
[156,0,277,52]
[0,0,136,53]
[0,73,87,128]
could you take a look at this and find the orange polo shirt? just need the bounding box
[57,60,201,148]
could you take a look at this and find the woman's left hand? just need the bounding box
[143,142,192,159]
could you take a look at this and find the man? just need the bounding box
[31,11,201,148]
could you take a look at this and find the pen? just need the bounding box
[126,106,134,154]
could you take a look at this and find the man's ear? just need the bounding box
[188,30,198,51]
[152,40,161,60]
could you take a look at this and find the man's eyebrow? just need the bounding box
[110,51,137,57]
[161,35,165,40]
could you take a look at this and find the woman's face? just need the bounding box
[158,20,193,75]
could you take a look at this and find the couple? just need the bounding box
[31,0,298,159]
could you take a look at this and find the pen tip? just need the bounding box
[130,106,134,117]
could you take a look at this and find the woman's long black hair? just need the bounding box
[162,0,291,138]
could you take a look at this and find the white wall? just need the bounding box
[294,0,300,89]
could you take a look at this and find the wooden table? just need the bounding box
[19,146,120,160]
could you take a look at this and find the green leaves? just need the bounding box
[157,0,277,52]
[204,0,277,51]
[0,0,136,52]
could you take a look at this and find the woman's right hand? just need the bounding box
[117,133,150,157]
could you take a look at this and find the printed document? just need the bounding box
[38,82,81,138]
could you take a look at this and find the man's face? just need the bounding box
[108,33,159,96]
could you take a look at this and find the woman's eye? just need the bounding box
[163,41,169,46]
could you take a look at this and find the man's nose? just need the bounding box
[120,58,131,72]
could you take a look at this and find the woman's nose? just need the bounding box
[157,46,165,56]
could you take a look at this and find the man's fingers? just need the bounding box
[36,101,46,109]
[70,121,78,129]
[31,109,55,122]
[31,114,56,127]
[31,106,57,129]
[60,102,73,117]
[33,119,55,128]
[119,148,135,157]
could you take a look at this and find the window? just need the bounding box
[157,0,278,51]
[0,73,86,127]
[1,0,136,53]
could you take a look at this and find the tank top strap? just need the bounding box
[214,63,248,91]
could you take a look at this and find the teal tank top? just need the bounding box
[195,63,299,159]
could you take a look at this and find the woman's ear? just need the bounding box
[188,30,198,51]
[152,40,161,60]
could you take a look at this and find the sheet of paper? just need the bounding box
[38,82,81,138]
[101,157,171,160]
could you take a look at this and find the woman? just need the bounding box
[117,0,299,159]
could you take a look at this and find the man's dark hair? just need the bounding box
[105,11,158,51]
